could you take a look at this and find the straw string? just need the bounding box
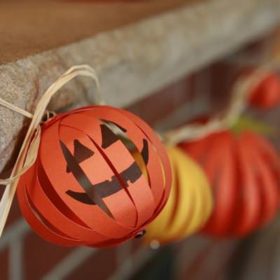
[163,60,279,145]
[0,65,101,236]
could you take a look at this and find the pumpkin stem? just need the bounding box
[231,116,276,135]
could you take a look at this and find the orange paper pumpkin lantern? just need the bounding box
[179,130,280,237]
[17,105,171,247]
[249,72,280,109]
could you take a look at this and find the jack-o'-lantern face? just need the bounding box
[61,122,149,216]
[17,105,171,247]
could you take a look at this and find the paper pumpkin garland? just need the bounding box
[17,105,171,247]
[180,130,280,237]
[145,147,213,244]
[1,61,278,252]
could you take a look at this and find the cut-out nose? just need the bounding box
[66,139,94,173]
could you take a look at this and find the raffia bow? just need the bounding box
[0,65,101,237]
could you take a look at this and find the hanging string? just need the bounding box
[0,65,101,237]
[163,59,280,145]
[0,98,33,119]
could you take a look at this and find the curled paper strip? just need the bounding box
[145,147,213,245]
[17,106,171,247]
[180,130,280,237]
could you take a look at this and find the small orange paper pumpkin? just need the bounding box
[249,72,280,109]
[17,105,171,247]
[179,130,280,237]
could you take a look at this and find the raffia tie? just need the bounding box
[0,65,101,237]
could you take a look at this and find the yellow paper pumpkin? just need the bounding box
[145,147,213,244]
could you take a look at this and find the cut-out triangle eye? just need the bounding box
[66,139,94,173]
[100,124,120,148]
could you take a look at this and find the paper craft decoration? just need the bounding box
[180,130,280,237]
[145,147,213,244]
[248,72,280,109]
[17,105,171,247]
